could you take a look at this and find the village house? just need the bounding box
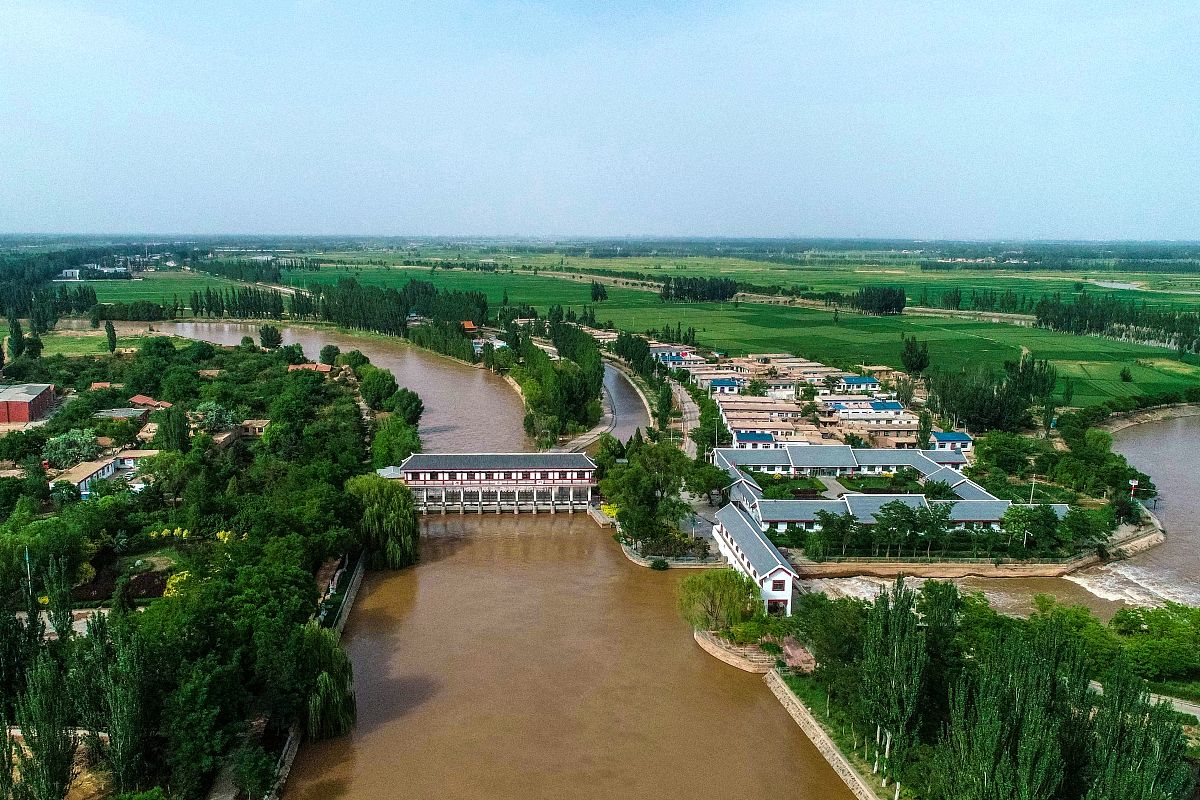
[931,431,974,452]
[129,394,172,410]
[94,407,151,424]
[712,502,799,614]
[53,458,116,498]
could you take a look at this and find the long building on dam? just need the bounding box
[378,452,598,513]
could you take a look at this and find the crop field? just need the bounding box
[280,264,1200,408]
[298,248,1200,311]
[78,271,242,306]
[282,265,601,308]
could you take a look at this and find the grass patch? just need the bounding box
[79,271,243,307]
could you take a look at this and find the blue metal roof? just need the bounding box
[932,431,973,442]
[841,376,878,384]
[736,431,775,442]
[870,401,903,410]
[710,378,740,387]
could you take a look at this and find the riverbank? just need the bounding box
[764,670,879,800]
[1097,402,1200,433]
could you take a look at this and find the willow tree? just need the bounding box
[677,569,762,632]
[345,473,420,569]
[299,621,357,740]
[861,576,925,794]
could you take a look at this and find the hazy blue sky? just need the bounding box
[1,1,1197,238]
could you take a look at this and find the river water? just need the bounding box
[166,323,853,800]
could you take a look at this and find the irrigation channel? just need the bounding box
[167,323,854,800]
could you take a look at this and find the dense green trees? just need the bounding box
[899,335,929,375]
[599,438,695,557]
[358,365,399,410]
[259,324,283,349]
[371,415,422,468]
[660,276,738,302]
[42,428,102,469]
[789,581,1195,800]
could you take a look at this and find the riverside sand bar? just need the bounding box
[167,323,853,800]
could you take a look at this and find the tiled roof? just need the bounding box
[715,503,797,578]
[843,494,929,523]
[395,453,596,472]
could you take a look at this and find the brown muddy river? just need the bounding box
[168,323,852,800]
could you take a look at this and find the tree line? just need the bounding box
[1034,292,1200,352]
[659,276,738,302]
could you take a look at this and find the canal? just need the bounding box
[167,323,854,800]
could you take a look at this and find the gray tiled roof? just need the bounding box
[787,445,857,468]
[754,499,847,522]
[923,466,967,486]
[949,480,998,501]
[928,499,1011,522]
[712,448,792,467]
[395,452,596,471]
[925,449,968,465]
[728,478,764,505]
[715,503,796,578]
[843,494,928,523]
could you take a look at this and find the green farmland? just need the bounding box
[297,246,1200,312]
[101,265,1200,408]
[276,264,1200,408]
[81,271,243,306]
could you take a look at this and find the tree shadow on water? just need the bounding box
[354,672,442,735]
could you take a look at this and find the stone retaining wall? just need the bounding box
[764,670,879,800]
[620,542,723,569]
[693,629,775,673]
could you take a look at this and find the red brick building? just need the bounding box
[0,384,54,423]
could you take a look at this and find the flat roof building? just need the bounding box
[0,384,54,423]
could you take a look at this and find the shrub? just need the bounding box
[649,558,669,571]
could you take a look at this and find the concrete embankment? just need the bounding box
[693,630,775,673]
[764,670,879,800]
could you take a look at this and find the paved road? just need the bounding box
[605,362,651,443]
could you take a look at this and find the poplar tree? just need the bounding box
[1085,665,1193,800]
[862,577,926,792]
[105,319,117,353]
[7,317,24,360]
[14,654,76,800]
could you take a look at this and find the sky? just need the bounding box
[0,1,1197,239]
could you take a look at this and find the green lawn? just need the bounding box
[39,331,164,357]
